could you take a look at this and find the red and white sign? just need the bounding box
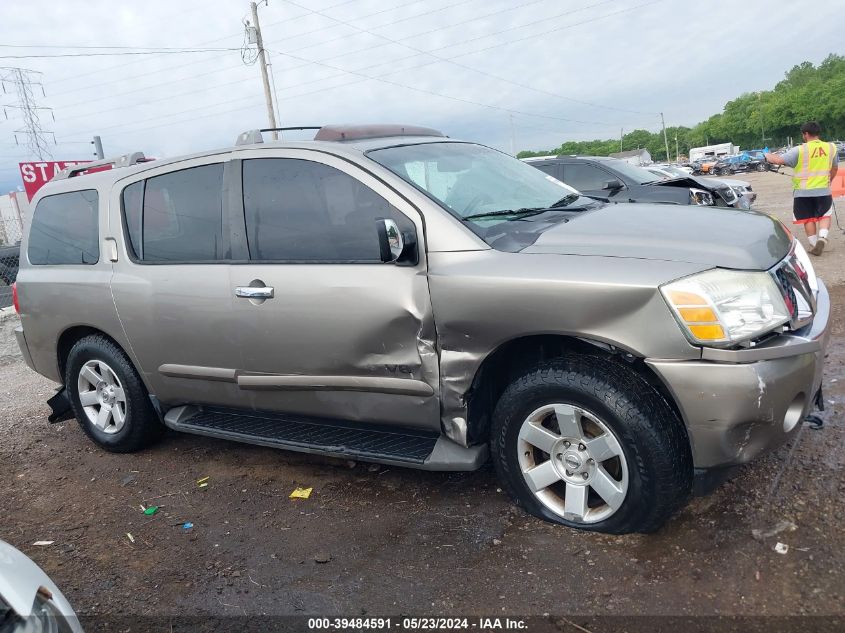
[18,161,92,200]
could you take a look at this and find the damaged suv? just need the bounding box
[13,125,829,534]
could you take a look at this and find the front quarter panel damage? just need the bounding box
[428,250,705,445]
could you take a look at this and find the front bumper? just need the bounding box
[647,280,830,469]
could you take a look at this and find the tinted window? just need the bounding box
[242,158,412,262]
[28,190,99,265]
[562,163,611,191]
[121,180,143,258]
[135,164,225,262]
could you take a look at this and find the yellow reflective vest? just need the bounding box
[793,139,836,191]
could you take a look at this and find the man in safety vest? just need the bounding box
[766,121,839,255]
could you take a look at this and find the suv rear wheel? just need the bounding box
[66,335,164,452]
[490,355,693,534]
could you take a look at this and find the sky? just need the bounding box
[1,0,843,192]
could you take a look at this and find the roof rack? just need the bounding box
[53,152,148,180]
[235,127,323,146]
[235,124,446,146]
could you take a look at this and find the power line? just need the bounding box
[42,0,393,92]
[0,48,241,59]
[279,0,658,117]
[57,0,664,140]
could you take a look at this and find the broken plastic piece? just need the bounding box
[774,542,789,554]
[126,533,135,544]
[32,541,54,546]
[143,506,159,516]
[290,487,313,499]
[183,522,194,530]
[197,476,210,485]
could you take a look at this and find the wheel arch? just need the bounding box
[464,334,688,446]
[56,325,139,385]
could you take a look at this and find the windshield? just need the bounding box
[598,159,661,184]
[367,142,591,224]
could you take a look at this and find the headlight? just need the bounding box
[689,188,714,205]
[661,268,790,346]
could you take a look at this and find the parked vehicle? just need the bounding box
[691,157,720,175]
[0,539,83,633]
[646,166,756,206]
[14,125,829,534]
[524,155,745,208]
[654,163,693,175]
[0,241,20,286]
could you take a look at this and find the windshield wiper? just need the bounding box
[549,193,581,207]
[462,207,554,221]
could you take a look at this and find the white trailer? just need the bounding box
[689,142,740,162]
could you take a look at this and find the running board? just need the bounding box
[163,405,487,471]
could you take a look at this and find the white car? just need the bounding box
[647,166,756,206]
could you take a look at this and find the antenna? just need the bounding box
[0,67,55,160]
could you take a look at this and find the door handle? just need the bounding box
[235,286,274,299]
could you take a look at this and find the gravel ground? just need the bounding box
[0,177,844,630]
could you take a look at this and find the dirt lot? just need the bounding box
[1,173,844,630]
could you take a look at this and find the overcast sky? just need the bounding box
[1,0,842,191]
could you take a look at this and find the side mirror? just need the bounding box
[376,219,417,265]
[602,179,623,190]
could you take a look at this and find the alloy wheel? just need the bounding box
[77,360,127,434]
[517,403,629,524]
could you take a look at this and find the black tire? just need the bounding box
[757,162,768,172]
[66,335,164,452]
[490,355,693,534]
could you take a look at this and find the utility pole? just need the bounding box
[675,135,679,164]
[249,1,278,140]
[660,112,670,163]
[92,135,104,159]
[620,128,623,152]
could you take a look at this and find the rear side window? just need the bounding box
[28,190,99,265]
[122,164,226,262]
[242,158,412,262]
[562,163,610,191]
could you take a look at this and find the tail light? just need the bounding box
[12,282,19,313]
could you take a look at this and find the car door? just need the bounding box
[226,149,440,432]
[109,155,245,407]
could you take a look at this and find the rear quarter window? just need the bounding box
[28,189,100,265]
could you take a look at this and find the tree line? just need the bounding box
[518,54,845,162]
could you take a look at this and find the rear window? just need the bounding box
[28,190,99,265]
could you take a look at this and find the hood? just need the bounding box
[647,175,726,192]
[522,203,791,270]
[711,178,750,188]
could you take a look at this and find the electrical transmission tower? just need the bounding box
[1,67,56,160]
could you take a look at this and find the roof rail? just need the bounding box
[235,124,446,146]
[235,127,323,146]
[53,152,148,180]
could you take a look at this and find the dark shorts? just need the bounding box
[793,195,833,224]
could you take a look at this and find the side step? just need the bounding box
[163,405,486,471]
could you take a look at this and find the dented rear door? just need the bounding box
[227,149,440,431]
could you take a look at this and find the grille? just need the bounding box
[772,250,815,330]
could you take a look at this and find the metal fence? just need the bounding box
[0,215,23,309]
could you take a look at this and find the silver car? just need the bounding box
[13,125,829,534]
[0,540,82,633]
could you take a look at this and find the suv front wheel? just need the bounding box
[66,335,164,452]
[491,356,693,534]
